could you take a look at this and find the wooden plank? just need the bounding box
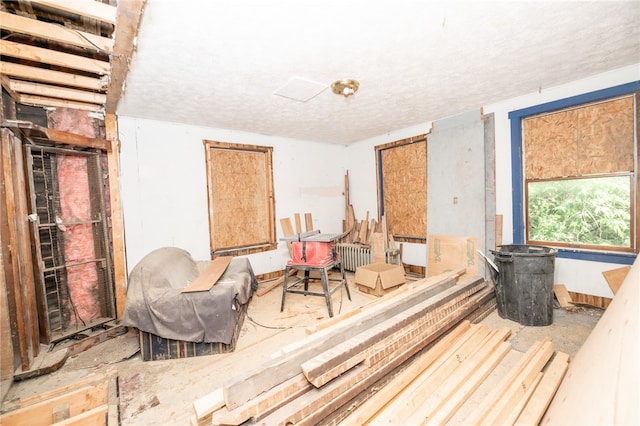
[364,287,491,369]
[182,256,232,292]
[10,80,106,104]
[52,404,108,426]
[339,321,474,425]
[0,62,105,91]
[504,371,544,425]
[294,213,302,234]
[480,340,555,425]
[193,387,224,420]
[516,352,570,425]
[427,341,512,425]
[222,271,459,409]
[0,11,113,53]
[0,381,108,425]
[105,0,148,113]
[544,256,638,424]
[66,325,126,357]
[0,242,13,398]
[0,40,110,74]
[467,338,552,424]
[370,232,386,263]
[553,284,575,309]
[300,277,486,387]
[15,374,111,409]
[212,374,312,425]
[304,213,313,232]
[495,214,503,247]
[105,114,127,319]
[280,217,295,256]
[388,328,511,425]
[30,0,117,24]
[256,276,284,297]
[602,266,631,295]
[1,129,34,371]
[375,324,494,424]
[13,349,69,381]
[567,291,612,309]
[260,297,493,426]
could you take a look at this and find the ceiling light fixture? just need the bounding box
[331,79,359,98]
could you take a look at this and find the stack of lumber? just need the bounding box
[341,326,568,425]
[191,269,497,425]
[342,207,395,253]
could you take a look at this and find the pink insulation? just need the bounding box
[57,154,101,322]
[49,108,106,325]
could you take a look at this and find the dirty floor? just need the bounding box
[0,273,603,425]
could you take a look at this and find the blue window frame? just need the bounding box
[509,81,640,265]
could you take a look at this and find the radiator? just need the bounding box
[336,243,400,272]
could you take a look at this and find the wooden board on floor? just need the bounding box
[553,284,574,309]
[222,271,461,410]
[0,379,109,425]
[181,256,232,293]
[567,291,612,309]
[602,265,631,295]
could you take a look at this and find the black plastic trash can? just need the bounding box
[490,245,556,326]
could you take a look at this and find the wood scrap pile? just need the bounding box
[191,269,497,425]
[0,372,116,425]
[341,207,396,256]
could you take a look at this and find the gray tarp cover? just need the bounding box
[122,247,256,344]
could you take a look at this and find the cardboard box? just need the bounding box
[355,263,406,297]
[427,235,479,277]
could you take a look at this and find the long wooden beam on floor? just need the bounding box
[339,321,475,425]
[222,271,460,409]
[515,351,569,425]
[256,288,490,426]
[300,277,486,387]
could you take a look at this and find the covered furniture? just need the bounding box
[122,247,257,360]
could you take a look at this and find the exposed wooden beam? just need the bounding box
[0,62,105,91]
[104,113,128,319]
[10,79,106,104]
[0,11,113,54]
[29,0,117,24]
[105,0,147,113]
[0,40,110,75]
[3,121,111,151]
[18,93,102,112]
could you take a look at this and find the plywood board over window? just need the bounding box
[522,93,638,253]
[204,140,276,256]
[376,135,427,243]
[523,95,635,180]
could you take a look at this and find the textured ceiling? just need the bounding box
[116,0,640,145]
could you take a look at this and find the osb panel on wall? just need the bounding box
[380,139,427,239]
[524,95,635,180]
[208,148,271,250]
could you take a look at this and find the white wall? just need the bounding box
[118,64,639,296]
[117,117,348,275]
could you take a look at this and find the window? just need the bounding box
[375,135,427,243]
[509,82,640,264]
[204,140,276,256]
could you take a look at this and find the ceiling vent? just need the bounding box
[274,77,328,102]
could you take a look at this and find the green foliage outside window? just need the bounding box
[527,176,631,247]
